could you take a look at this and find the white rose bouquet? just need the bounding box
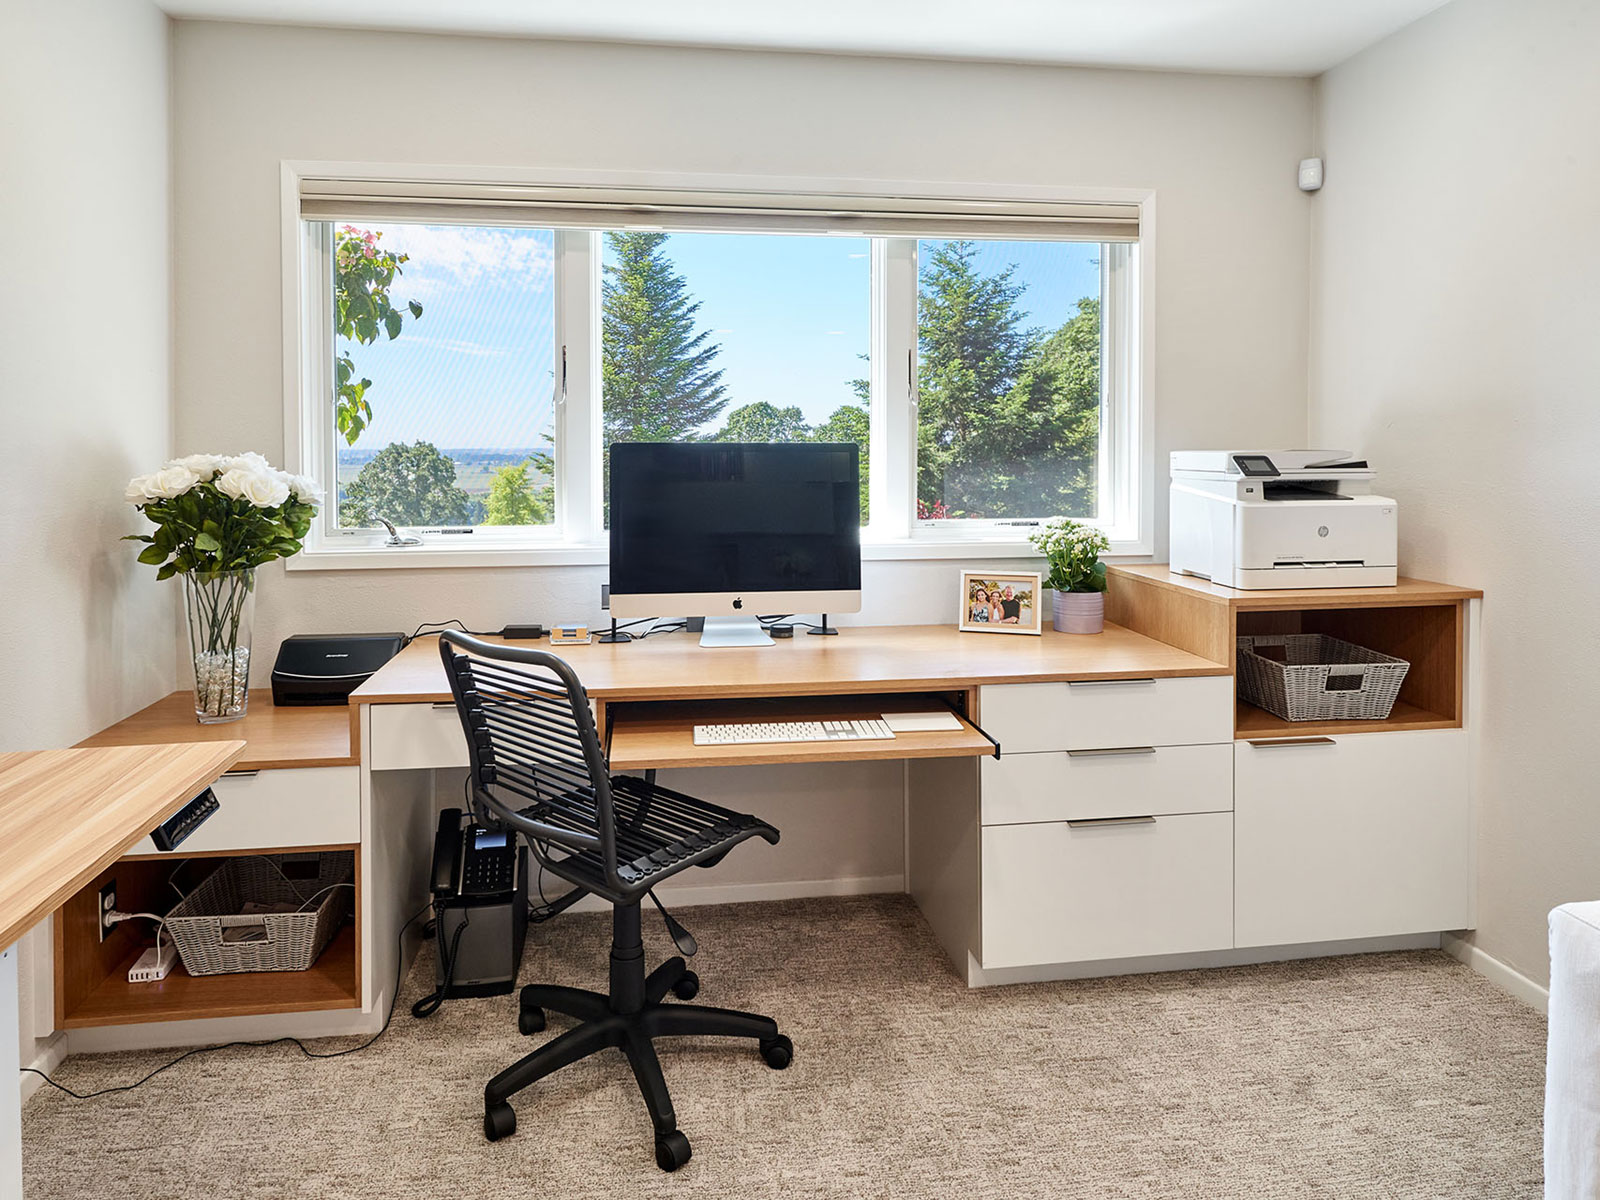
[124,452,322,578]
[1029,517,1110,594]
[124,453,322,723]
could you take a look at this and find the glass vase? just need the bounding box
[184,568,256,723]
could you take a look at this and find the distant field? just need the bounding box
[337,447,551,498]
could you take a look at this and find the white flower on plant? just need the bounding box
[169,453,228,478]
[124,474,157,504]
[124,464,202,503]
[216,466,290,508]
[226,451,273,474]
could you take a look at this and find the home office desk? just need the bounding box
[54,572,1482,1047]
[0,741,246,1197]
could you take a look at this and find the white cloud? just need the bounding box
[379,225,554,296]
[847,252,868,259]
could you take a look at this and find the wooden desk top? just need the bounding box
[0,742,244,948]
[1110,564,1482,609]
[77,691,357,771]
[352,622,1231,705]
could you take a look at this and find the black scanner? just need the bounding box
[271,633,405,706]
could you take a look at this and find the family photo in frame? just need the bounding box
[958,571,1042,635]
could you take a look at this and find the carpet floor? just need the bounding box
[22,895,1546,1198]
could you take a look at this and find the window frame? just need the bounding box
[280,162,1154,570]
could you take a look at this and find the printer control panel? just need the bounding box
[1231,454,1279,477]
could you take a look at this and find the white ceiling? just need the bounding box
[152,0,1450,76]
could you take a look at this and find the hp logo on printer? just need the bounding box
[1317,525,1330,538]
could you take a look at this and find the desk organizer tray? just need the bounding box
[1236,634,1410,722]
[165,851,352,976]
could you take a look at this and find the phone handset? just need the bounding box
[432,808,464,896]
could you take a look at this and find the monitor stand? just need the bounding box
[699,616,774,648]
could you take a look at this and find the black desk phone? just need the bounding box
[432,808,520,899]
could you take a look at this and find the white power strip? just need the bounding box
[128,938,178,983]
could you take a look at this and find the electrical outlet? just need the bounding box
[98,880,117,942]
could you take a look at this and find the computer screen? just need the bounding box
[608,442,861,623]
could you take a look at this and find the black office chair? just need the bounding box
[437,632,792,1171]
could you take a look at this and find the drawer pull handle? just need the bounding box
[221,769,260,779]
[1067,815,1157,829]
[431,702,459,711]
[1246,737,1337,748]
[1067,678,1156,688]
[1066,746,1157,758]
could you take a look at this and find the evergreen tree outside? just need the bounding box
[712,402,810,442]
[602,232,729,444]
[916,240,1099,519]
[342,441,472,527]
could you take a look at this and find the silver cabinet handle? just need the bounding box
[1067,678,1156,687]
[1067,815,1157,828]
[1066,746,1157,758]
[222,769,259,779]
[1246,737,1337,748]
[431,702,458,711]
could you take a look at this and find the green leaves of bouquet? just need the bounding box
[123,453,323,580]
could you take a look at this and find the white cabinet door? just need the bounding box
[1234,730,1471,947]
[369,703,469,770]
[980,812,1233,969]
[125,767,360,855]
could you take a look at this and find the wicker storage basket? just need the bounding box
[165,851,353,976]
[1236,634,1411,722]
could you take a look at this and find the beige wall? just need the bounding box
[1310,0,1600,986]
[0,0,175,1065]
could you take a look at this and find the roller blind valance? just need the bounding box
[297,178,1140,242]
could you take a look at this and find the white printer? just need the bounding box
[1169,450,1397,589]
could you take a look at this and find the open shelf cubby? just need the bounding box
[55,845,361,1029]
[1105,566,1478,741]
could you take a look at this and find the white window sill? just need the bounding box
[287,537,1152,571]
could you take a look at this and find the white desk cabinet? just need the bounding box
[1233,729,1472,948]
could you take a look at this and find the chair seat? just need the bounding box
[526,774,777,902]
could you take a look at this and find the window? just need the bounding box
[288,172,1146,564]
[600,230,871,521]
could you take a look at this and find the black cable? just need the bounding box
[402,620,500,648]
[410,905,470,1019]
[22,901,433,1101]
[637,621,688,639]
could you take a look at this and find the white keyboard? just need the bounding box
[693,718,897,746]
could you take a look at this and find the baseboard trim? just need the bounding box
[19,1036,68,1106]
[563,874,904,914]
[1442,933,1549,1015]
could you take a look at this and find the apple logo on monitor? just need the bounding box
[732,598,743,610]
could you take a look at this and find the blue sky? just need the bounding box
[337,225,1101,453]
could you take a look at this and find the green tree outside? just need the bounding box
[712,402,810,443]
[602,232,729,444]
[334,226,424,446]
[915,240,1099,519]
[482,452,555,526]
[342,441,472,527]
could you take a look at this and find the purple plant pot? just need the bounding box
[1052,590,1105,634]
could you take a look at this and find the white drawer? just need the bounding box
[980,811,1233,969]
[128,766,359,855]
[980,676,1232,753]
[369,703,469,770]
[980,742,1232,825]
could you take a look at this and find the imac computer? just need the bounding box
[608,442,862,647]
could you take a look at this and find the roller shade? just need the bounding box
[298,178,1140,242]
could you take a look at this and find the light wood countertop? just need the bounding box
[352,622,1231,706]
[1110,564,1482,609]
[77,691,357,771]
[0,741,245,948]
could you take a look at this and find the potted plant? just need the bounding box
[124,453,321,723]
[1029,518,1111,634]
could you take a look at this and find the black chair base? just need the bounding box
[483,903,792,1171]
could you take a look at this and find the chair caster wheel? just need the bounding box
[655,1129,692,1171]
[671,970,700,1001]
[484,1102,516,1142]
[759,1033,793,1070]
[518,1006,546,1036]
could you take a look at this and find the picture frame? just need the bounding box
[958,571,1043,636]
